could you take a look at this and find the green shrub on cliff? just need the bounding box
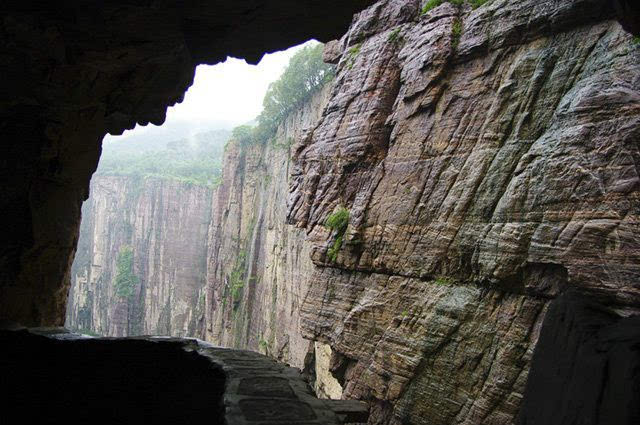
[259,43,334,135]
[325,207,349,234]
[113,246,139,298]
[452,19,463,49]
[421,0,489,15]
[325,206,350,262]
[421,0,443,14]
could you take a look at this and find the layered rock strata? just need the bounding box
[61,1,639,423]
[204,87,331,369]
[283,1,640,424]
[66,176,212,337]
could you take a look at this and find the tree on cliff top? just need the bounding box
[258,43,334,136]
[230,42,334,146]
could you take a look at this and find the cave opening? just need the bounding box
[2,1,640,424]
[65,40,324,338]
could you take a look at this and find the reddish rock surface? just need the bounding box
[284,1,639,423]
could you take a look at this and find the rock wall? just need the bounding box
[66,176,212,337]
[283,1,639,424]
[63,1,639,423]
[204,87,331,369]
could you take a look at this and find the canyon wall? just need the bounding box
[65,1,639,423]
[66,176,212,337]
[203,86,331,369]
[284,1,640,424]
[0,0,372,327]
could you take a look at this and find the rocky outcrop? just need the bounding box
[66,176,212,337]
[2,328,369,425]
[204,87,331,369]
[0,0,373,327]
[283,0,640,424]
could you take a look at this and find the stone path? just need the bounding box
[24,328,368,424]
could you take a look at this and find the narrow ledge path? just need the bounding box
[1,327,368,425]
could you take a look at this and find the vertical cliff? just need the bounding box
[66,176,212,337]
[285,1,639,424]
[204,87,330,369]
[64,1,639,423]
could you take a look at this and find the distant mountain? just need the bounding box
[97,128,232,187]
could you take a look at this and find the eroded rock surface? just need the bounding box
[1,328,367,425]
[66,176,211,337]
[283,0,639,424]
[204,87,331,368]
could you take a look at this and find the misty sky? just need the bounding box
[105,40,313,143]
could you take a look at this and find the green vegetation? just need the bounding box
[469,0,490,8]
[434,276,455,285]
[633,36,640,45]
[325,206,350,262]
[113,246,139,298]
[421,0,443,15]
[388,28,403,45]
[326,207,350,234]
[229,42,335,149]
[452,19,463,50]
[258,338,268,352]
[229,249,247,306]
[346,43,362,70]
[421,0,488,15]
[97,130,229,187]
[327,235,344,263]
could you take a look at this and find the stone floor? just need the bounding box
[0,327,368,424]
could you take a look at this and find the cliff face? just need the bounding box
[66,176,212,337]
[204,87,330,369]
[64,1,639,423]
[282,1,639,424]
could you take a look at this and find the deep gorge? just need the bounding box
[4,0,639,424]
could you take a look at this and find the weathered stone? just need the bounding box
[1,328,366,425]
[54,1,640,424]
[65,176,212,337]
[323,40,343,64]
[290,0,640,306]
[282,1,640,424]
[204,86,331,369]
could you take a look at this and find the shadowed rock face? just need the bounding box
[0,0,373,327]
[517,291,640,425]
[1,328,368,424]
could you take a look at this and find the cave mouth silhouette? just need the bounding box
[0,0,374,328]
[1,330,227,424]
